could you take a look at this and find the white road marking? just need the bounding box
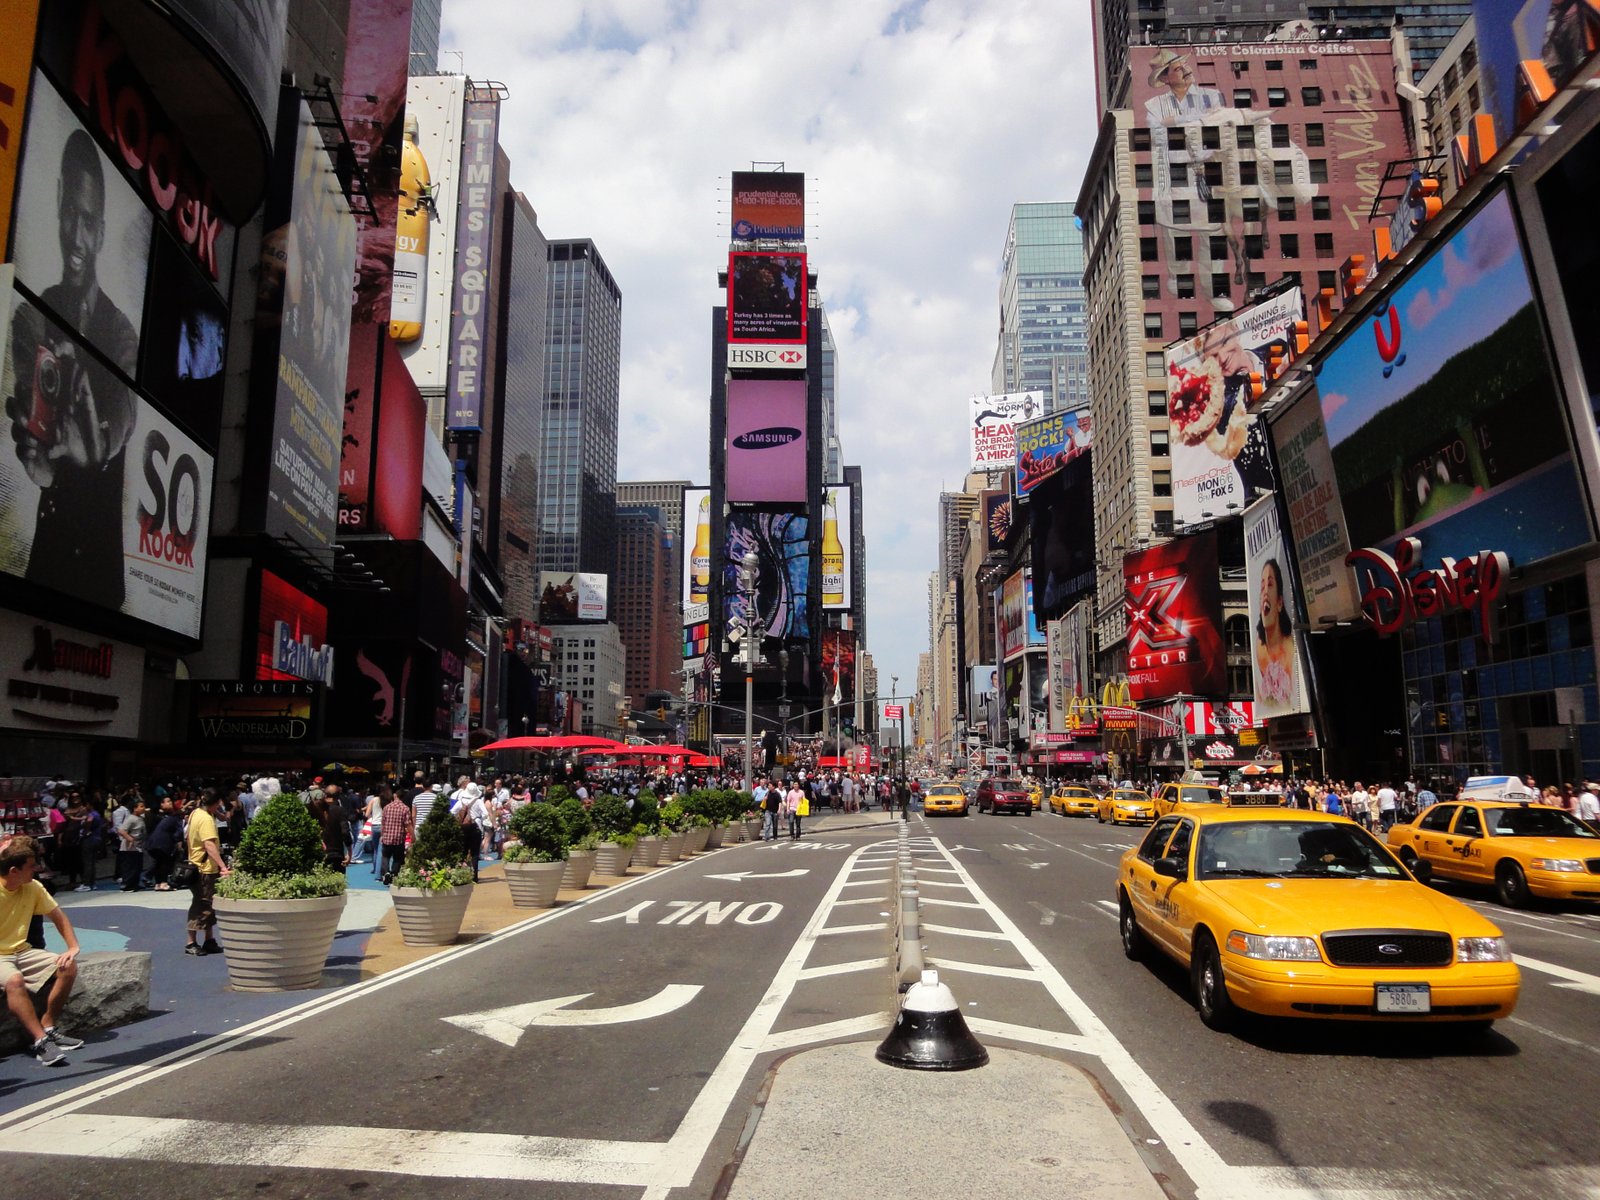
[1026,861,1050,870]
[921,922,1009,941]
[914,878,968,889]
[1507,1015,1600,1058]
[830,896,884,908]
[703,869,810,881]
[1471,904,1598,942]
[922,897,985,910]
[813,922,887,936]
[966,1018,1094,1055]
[924,957,1040,981]
[795,957,890,980]
[1092,900,1119,917]
[1030,901,1059,926]
[761,1013,890,1052]
[1514,954,1600,996]
[443,984,704,1046]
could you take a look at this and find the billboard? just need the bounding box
[970,391,1044,470]
[728,344,806,371]
[1046,618,1069,732]
[0,608,142,739]
[682,487,711,608]
[727,252,806,344]
[1024,570,1046,646]
[138,230,229,448]
[1270,385,1358,626]
[1123,531,1226,701]
[2,288,213,636]
[338,325,381,531]
[539,572,608,623]
[998,569,1026,661]
[255,91,356,557]
[185,679,319,744]
[1166,289,1299,525]
[445,90,501,431]
[981,489,1012,555]
[970,664,999,733]
[822,628,855,705]
[0,0,41,257]
[723,510,809,642]
[254,568,333,686]
[1029,451,1095,622]
[822,483,853,609]
[1243,495,1308,720]
[726,378,806,502]
[1015,409,1092,495]
[1474,0,1599,147]
[341,0,411,326]
[731,171,805,240]
[1318,191,1589,599]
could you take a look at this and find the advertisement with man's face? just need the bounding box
[727,252,806,344]
[1123,531,1226,701]
[1243,495,1308,719]
[726,378,806,502]
[1166,289,1298,525]
[723,510,809,642]
[10,71,149,375]
[1318,190,1589,574]
[970,664,998,731]
[731,171,805,240]
[970,391,1044,471]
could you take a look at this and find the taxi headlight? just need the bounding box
[1226,931,1322,961]
[1456,936,1512,962]
[1529,858,1584,873]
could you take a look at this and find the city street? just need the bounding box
[3,809,1598,1197]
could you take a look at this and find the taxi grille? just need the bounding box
[1321,931,1452,967]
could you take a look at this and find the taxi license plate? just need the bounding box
[1375,983,1431,1013]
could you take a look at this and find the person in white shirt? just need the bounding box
[1375,783,1399,830]
[1349,783,1372,830]
[1577,784,1600,825]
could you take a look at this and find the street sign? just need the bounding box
[884,704,904,719]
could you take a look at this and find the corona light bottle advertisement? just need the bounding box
[690,493,711,603]
[821,491,844,605]
[389,115,430,342]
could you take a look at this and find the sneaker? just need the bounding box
[44,1027,84,1051]
[200,941,223,956]
[73,885,91,892]
[184,944,203,956]
[33,1037,66,1066]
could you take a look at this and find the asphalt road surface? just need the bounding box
[2,808,1598,1199]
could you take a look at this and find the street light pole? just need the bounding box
[891,674,900,779]
[740,550,759,792]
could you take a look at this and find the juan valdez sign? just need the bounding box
[1346,536,1509,640]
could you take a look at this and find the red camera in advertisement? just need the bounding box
[1123,531,1226,701]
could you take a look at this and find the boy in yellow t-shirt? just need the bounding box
[0,835,84,1066]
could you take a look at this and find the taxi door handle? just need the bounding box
[1149,880,1158,891]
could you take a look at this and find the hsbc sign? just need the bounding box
[729,345,807,370]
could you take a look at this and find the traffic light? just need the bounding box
[657,707,668,721]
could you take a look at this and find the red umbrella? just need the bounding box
[477,735,627,752]
[686,754,721,767]
[628,744,693,757]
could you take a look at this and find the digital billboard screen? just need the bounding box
[539,572,608,623]
[682,487,711,609]
[723,510,809,642]
[255,568,332,685]
[1029,451,1095,622]
[727,252,806,344]
[726,378,806,503]
[1123,531,1225,701]
[1318,190,1589,578]
[731,171,805,241]
[822,482,853,610]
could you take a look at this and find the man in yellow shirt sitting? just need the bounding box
[1,835,84,1066]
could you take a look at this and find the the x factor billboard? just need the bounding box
[1123,531,1225,701]
[727,252,806,344]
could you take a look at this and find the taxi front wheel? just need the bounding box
[1192,933,1236,1031]
[1119,893,1145,961]
[1495,861,1530,908]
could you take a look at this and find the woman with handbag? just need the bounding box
[784,782,806,841]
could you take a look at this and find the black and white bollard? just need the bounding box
[876,969,988,1071]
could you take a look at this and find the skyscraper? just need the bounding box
[615,504,677,699]
[495,192,549,625]
[991,202,1089,415]
[819,307,844,483]
[537,239,622,598]
[409,0,442,74]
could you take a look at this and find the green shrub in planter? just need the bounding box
[545,784,577,805]
[505,801,568,863]
[590,794,633,839]
[658,800,687,834]
[393,794,472,890]
[680,791,716,827]
[556,796,593,844]
[572,829,602,853]
[218,793,346,900]
[633,788,659,821]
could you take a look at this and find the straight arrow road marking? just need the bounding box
[1514,955,1600,997]
[703,869,810,881]
[443,984,704,1046]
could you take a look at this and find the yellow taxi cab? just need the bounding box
[1025,781,1044,811]
[922,783,969,818]
[1117,807,1520,1033]
[1098,788,1156,826]
[1387,800,1600,907]
[1154,781,1227,817]
[1049,785,1099,818]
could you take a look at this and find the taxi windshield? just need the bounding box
[927,786,963,795]
[1196,822,1407,880]
[1114,790,1150,801]
[1485,807,1599,839]
[1176,786,1221,801]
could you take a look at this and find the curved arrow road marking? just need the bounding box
[444,984,703,1046]
[703,869,810,881]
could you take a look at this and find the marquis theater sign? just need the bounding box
[1347,537,1510,640]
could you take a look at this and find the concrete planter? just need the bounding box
[660,831,686,862]
[561,849,596,890]
[211,893,347,992]
[633,836,662,869]
[389,883,473,946]
[684,825,710,855]
[504,860,564,908]
[706,824,726,849]
[593,842,631,876]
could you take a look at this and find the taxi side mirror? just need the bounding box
[1408,858,1432,884]
[1154,855,1187,880]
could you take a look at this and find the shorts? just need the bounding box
[0,945,60,993]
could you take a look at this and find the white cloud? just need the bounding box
[442,0,1097,695]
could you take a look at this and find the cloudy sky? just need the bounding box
[441,0,1097,700]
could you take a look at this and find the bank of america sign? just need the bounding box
[728,344,807,370]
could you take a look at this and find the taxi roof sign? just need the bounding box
[1459,775,1538,803]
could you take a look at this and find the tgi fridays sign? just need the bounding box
[1347,537,1509,642]
[0,610,143,739]
[445,89,501,432]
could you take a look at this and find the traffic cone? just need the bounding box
[875,969,988,1071]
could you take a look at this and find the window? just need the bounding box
[1175,273,1195,298]
[1233,87,1254,106]
[1267,86,1287,106]
[1302,86,1323,106]
[1153,470,1173,497]
[1271,124,1290,148]
[1167,127,1186,150]
[1130,128,1151,151]
[1314,231,1334,254]
[1202,125,1221,150]
[1228,663,1253,695]
[1226,615,1250,651]
[1419,805,1456,833]
[1312,196,1331,220]
[1140,236,1159,261]
[1142,274,1161,299]
[1305,122,1324,146]
[1138,199,1156,224]
[1280,232,1299,257]
[1207,198,1226,224]
[1453,807,1483,836]
[1239,160,1258,185]
[1165,821,1195,867]
[1246,271,1265,292]
[1274,160,1295,185]
[1172,199,1191,224]
[1309,159,1328,184]
[1277,197,1296,221]
[1178,311,1198,336]
[1299,58,1317,70]
[1146,352,1165,377]
[1468,82,1481,111]
[1245,233,1265,257]
[1138,817,1181,862]
[1151,430,1170,456]
[1135,162,1153,187]
[1266,59,1283,71]
[1144,311,1164,338]
[1169,162,1188,187]
[1241,198,1260,222]
[1317,269,1336,291]
[1212,272,1231,298]
[1172,235,1193,261]
[1148,391,1167,415]
[1209,235,1229,260]
[1203,162,1223,188]
[1236,124,1255,149]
